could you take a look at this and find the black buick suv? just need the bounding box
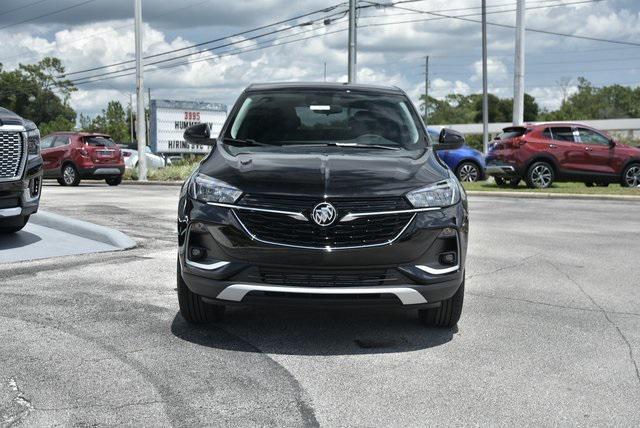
[0,107,42,233]
[177,83,469,327]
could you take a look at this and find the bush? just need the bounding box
[124,161,200,181]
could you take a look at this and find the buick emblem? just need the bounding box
[312,202,337,226]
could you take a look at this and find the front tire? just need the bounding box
[60,164,81,186]
[106,176,122,186]
[419,278,464,328]
[525,161,554,189]
[0,215,29,234]
[456,162,480,182]
[621,163,640,187]
[177,257,225,324]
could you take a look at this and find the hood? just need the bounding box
[0,107,28,127]
[198,147,450,198]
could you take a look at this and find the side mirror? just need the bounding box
[435,128,465,151]
[184,123,216,146]
[609,140,616,148]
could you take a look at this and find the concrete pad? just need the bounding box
[0,223,118,264]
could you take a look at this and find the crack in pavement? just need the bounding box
[467,253,542,279]
[547,261,640,386]
[2,377,33,427]
[467,291,640,318]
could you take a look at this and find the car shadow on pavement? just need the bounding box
[170,305,456,356]
[0,231,41,250]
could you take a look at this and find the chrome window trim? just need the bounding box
[216,283,428,305]
[206,201,307,221]
[232,210,417,251]
[0,124,27,183]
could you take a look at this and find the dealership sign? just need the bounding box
[150,99,227,154]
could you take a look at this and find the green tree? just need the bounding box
[79,101,132,143]
[0,57,76,129]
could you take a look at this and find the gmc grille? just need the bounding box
[236,195,414,249]
[0,131,24,180]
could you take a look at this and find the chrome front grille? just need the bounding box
[0,131,24,180]
[234,195,416,250]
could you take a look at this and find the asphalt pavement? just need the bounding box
[1,181,639,426]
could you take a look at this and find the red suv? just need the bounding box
[41,133,125,186]
[486,123,640,188]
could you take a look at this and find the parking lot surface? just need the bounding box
[1,182,639,426]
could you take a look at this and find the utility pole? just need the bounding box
[348,0,357,83]
[481,0,489,154]
[134,0,148,181]
[129,92,134,143]
[424,56,429,122]
[324,62,327,82]
[512,0,526,126]
[147,87,151,148]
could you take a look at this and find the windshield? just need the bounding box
[225,90,424,150]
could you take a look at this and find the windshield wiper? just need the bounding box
[222,137,271,147]
[283,142,400,151]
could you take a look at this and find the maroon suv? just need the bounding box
[41,132,125,186]
[486,123,640,188]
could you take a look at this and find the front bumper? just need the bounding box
[0,154,43,220]
[178,198,468,308]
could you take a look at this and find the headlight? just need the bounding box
[189,173,242,203]
[406,178,459,208]
[26,128,40,155]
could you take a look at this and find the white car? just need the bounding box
[121,146,166,169]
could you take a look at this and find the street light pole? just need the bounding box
[482,0,489,154]
[424,56,429,122]
[134,0,148,181]
[513,0,526,126]
[348,0,357,83]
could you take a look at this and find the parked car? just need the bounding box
[427,126,486,182]
[120,145,167,169]
[0,108,43,233]
[486,123,640,188]
[41,132,125,186]
[176,82,469,328]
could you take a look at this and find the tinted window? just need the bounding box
[550,127,575,142]
[227,90,423,149]
[85,137,116,147]
[498,127,526,140]
[542,128,552,139]
[53,136,70,147]
[41,136,55,149]
[576,128,610,146]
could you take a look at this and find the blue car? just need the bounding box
[427,126,486,182]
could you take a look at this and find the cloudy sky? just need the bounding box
[1,0,639,119]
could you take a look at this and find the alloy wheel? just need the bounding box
[531,164,552,188]
[458,163,479,182]
[625,165,640,187]
[63,166,76,185]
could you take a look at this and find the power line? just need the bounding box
[369,0,640,47]
[60,2,347,77]
[0,0,99,31]
[0,0,214,64]
[0,0,52,18]
[63,0,583,84]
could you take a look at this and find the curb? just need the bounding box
[30,211,137,250]
[121,180,183,186]
[466,190,640,202]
